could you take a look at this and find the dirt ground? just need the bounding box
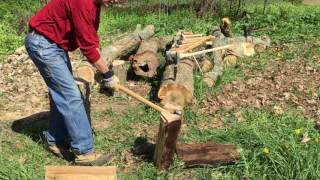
[0,47,151,125]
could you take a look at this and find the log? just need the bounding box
[73,61,95,123]
[75,79,92,125]
[154,112,182,170]
[203,50,224,87]
[158,58,195,110]
[111,60,130,85]
[131,37,168,78]
[101,24,155,65]
[45,166,117,180]
[201,56,213,73]
[176,143,240,167]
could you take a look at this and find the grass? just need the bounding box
[1,1,320,179]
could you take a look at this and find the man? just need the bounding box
[25,0,118,166]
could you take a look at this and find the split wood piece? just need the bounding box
[171,36,215,54]
[158,58,195,111]
[154,112,182,170]
[74,61,96,85]
[131,37,173,78]
[176,143,240,167]
[101,24,155,65]
[45,166,117,180]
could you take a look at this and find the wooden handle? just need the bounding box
[117,84,169,114]
[178,45,233,60]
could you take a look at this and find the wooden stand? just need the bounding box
[154,112,182,170]
[176,143,240,167]
[45,166,117,180]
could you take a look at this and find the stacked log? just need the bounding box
[131,37,172,78]
[101,24,155,65]
[158,58,195,112]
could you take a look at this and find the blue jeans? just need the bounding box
[25,31,93,155]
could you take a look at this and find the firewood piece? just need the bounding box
[158,58,195,109]
[154,112,182,170]
[45,166,117,180]
[111,60,129,85]
[176,143,240,167]
[101,24,155,64]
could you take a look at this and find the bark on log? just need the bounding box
[154,112,182,170]
[131,37,172,78]
[158,58,195,111]
[101,24,155,65]
[176,143,240,167]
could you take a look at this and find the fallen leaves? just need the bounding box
[200,60,320,120]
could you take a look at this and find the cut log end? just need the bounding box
[158,84,193,106]
[132,51,160,78]
[74,61,95,85]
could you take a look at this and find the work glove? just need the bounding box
[102,71,120,91]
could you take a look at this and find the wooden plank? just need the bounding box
[176,143,240,167]
[45,166,117,180]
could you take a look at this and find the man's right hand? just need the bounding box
[103,74,120,91]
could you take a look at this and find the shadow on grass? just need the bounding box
[10,111,75,161]
[11,111,50,142]
[132,137,155,162]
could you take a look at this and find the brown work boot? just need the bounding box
[45,143,74,161]
[74,152,114,166]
